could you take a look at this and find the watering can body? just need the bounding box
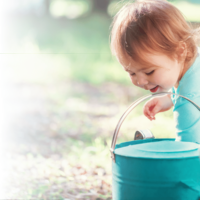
[111,92,200,200]
[112,138,200,200]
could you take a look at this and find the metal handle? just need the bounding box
[110,92,200,162]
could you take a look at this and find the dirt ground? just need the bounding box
[2,79,144,199]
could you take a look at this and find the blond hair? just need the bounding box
[110,0,200,67]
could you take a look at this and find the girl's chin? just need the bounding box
[154,87,165,93]
[158,88,170,93]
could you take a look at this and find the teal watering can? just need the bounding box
[110,92,200,200]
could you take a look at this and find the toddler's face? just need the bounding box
[120,52,183,92]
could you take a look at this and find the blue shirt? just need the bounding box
[171,49,200,144]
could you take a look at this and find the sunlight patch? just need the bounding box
[50,0,91,19]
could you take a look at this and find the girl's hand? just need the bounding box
[143,95,173,121]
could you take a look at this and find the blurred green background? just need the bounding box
[1,0,200,199]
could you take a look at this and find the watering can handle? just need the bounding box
[110,92,200,162]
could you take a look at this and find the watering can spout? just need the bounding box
[134,129,154,140]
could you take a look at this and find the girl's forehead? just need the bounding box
[119,55,153,71]
[118,54,138,69]
[119,51,173,71]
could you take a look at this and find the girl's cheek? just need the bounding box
[151,72,162,83]
[130,76,137,86]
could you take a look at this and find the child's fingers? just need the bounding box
[143,110,151,120]
[143,106,154,121]
[143,105,149,117]
[144,103,158,121]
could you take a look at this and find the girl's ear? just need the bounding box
[176,42,187,63]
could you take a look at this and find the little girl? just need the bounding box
[110,0,200,143]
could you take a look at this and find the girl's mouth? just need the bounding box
[150,86,159,93]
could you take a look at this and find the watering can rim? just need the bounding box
[114,139,199,159]
[110,92,200,162]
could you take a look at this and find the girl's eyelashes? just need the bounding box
[146,70,154,75]
[129,70,154,76]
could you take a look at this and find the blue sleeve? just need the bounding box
[174,94,200,143]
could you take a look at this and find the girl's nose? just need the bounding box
[136,76,148,87]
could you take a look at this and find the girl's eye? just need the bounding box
[146,70,154,75]
[130,73,135,76]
